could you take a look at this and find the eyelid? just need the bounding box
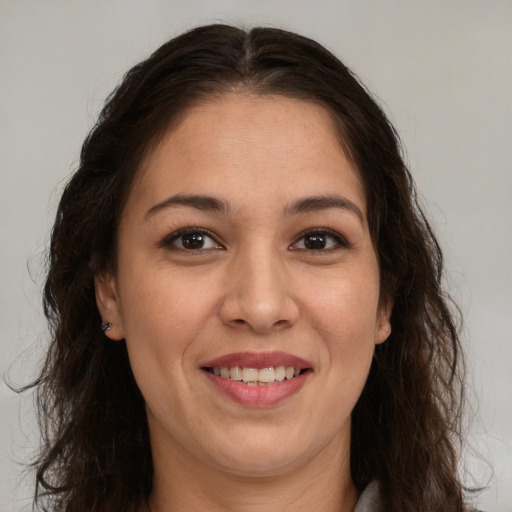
[289,227,351,251]
[158,227,224,250]
[158,226,349,252]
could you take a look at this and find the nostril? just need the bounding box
[218,291,300,333]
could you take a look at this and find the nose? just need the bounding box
[218,247,300,333]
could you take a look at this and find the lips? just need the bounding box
[200,351,312,407]
[201,351,311,370]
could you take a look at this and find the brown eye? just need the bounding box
[161,228,224,251]
[290,229,349,251]
[304,233,327,250]
[181,232,207,249]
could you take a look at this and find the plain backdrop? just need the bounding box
[1,1,511,511]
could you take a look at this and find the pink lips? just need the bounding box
[200,351,312,407]
[201,351,311,370]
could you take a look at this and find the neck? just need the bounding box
[147,429,358,512]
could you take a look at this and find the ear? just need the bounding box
[95,272,125,340]
[375,296,393,345]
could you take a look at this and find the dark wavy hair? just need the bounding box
[32,24,468,511]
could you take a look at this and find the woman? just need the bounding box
[33,24,472,511]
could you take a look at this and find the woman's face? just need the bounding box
[96,94,391,477]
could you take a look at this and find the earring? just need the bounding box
[101,322,112,333]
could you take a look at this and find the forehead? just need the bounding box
[128,93,366,217]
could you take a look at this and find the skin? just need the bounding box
[96,94,392,512]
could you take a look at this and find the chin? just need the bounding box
[216,452,306,478]
[205,429,319,478]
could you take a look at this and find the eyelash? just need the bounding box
[159,227,350,252]
[290,228,351,252]
[159,227,223,251]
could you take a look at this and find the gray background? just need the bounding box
[1,1,511,511]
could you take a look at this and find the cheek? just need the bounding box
[307,270,381,342]
[311,285,379,423]
[117,277,211,420]
[304,267,381,384]
[117,264,231,407]
[117,271,208,375]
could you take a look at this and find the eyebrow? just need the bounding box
[145,194,230,218]
[145,193,364,223]
[284,194,364,224]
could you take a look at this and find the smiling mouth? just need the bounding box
[201,352,312,406]
[203,366,309,386]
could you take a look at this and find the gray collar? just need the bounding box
[353,481,382,512]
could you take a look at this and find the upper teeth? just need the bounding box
[212,366,301,385]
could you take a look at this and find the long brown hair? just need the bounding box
[32,24,467,511]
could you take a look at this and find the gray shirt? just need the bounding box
[353,482,480,512]
[353,482,382,512]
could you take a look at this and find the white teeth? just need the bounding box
[211,365,303,384]
[242,367,259,382]
[258,367,276,383]
[229,366,242,380]
[275,366,286,381]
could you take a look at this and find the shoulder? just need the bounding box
[353,482,484,512]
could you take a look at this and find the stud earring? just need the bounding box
[101,322,112,333]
